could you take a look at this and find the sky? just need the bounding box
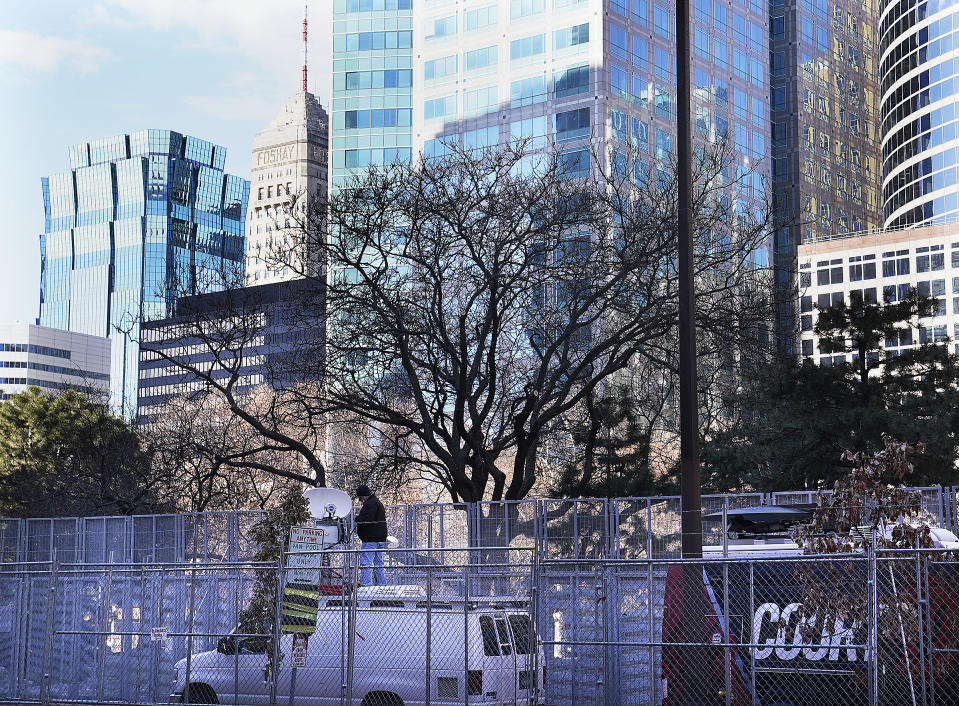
[0,0,332,325]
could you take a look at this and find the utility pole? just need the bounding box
[676,0,708,698]
[676,0,702,566]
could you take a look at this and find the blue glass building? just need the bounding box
[39,130,249,417]
[331,0,769,259]
[331,0,414,190]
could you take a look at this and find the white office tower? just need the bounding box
[245,91,329,285]
[0,323,111,401]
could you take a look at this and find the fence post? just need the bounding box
[646,500,654,560]
[530,547,541,706]
[152,567,166,703]
[426,560,432,706]
[464,557,470,706]
[269,546,285,706]
[96,557,114,703]
[647,555,655,706]
[346,549,359,706]
[234,564,241,706]
[867,533,878,706]
[184,562,198,706]
[39,558,57,706]
[922,552,937,706]
[914,548,928,706]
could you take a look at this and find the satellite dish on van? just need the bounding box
[304,487,353,520]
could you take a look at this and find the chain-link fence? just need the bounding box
[0,547,955,704]
[0,487,951,567]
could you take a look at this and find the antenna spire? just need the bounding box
[302,1,308,92]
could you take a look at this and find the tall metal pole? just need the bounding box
[676,0,707,699]
[676,0,702,564]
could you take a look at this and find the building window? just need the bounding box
[554,65,589,98]
[511,0,545,18]
[511,34,545,60]
[465,45,498,71]
[556,108,590,141]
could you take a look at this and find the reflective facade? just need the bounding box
[331,0,770,255]
[39,130,249,417]
[771,0,882,246]
[769,0,881,343]
[331,0,414,190]
[880,0,959,227]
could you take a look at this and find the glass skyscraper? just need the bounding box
[331,0,770,257]
[771,0,881,249]
[880,0,959,228]
[331,0,414,190]
[39,130,249,417]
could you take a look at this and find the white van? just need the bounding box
[171,586,542,705]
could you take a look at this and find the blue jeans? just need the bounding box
[360,541,386,586]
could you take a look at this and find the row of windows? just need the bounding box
[340,147,413,169]
[0,378,103,393]
[421,64,590,119]
[0,343,72,359]
[335,30,412,53]
[344,108,413,129]
[693,31,765,86]
[48,159,245,231]
[884,114,959,182]
[338,69,413,91]
[338,0,411,12]
[881,54,959,139]
[885,160,959,221]
[0,361,109,381]
[800,246,959,283]
[613,0,764,27]
[880,15,959,96]
[426,3,530,38]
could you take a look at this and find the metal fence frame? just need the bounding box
[0,487,949,567]
[0,547,953,704]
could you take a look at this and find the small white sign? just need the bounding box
[292,634,309,667]
[290,526,327,545]
[288,527,328,583]
[151,627,168,642]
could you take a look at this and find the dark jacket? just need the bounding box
[355,495,388,543]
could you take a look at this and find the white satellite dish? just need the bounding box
[304,487,354,520]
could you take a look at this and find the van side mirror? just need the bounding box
[217,636,237,655]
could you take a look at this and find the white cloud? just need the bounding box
[92,0,332,104]
[184,70,292,123]
[0,30,108,76]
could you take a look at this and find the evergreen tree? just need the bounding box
[552,385,677,498]
[702,292,959,490]
[237,487,310,659]
[0,387,163,515]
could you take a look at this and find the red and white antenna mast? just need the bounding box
[302,1,309,92]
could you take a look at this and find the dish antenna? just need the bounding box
[304,487,353,520]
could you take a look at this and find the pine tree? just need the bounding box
[237,487,311,660]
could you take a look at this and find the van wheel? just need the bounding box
[184,683,219,704]
[361,692,404,706]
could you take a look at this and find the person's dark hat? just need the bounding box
[355,484,372,497]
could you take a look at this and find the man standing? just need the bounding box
[355,484,388,586]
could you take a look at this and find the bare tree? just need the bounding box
[135,275,330,488]
[136,139,770,503]
[297,141,768,501]
[143,393,300,511]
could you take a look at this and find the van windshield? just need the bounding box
[508,615,533,655]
